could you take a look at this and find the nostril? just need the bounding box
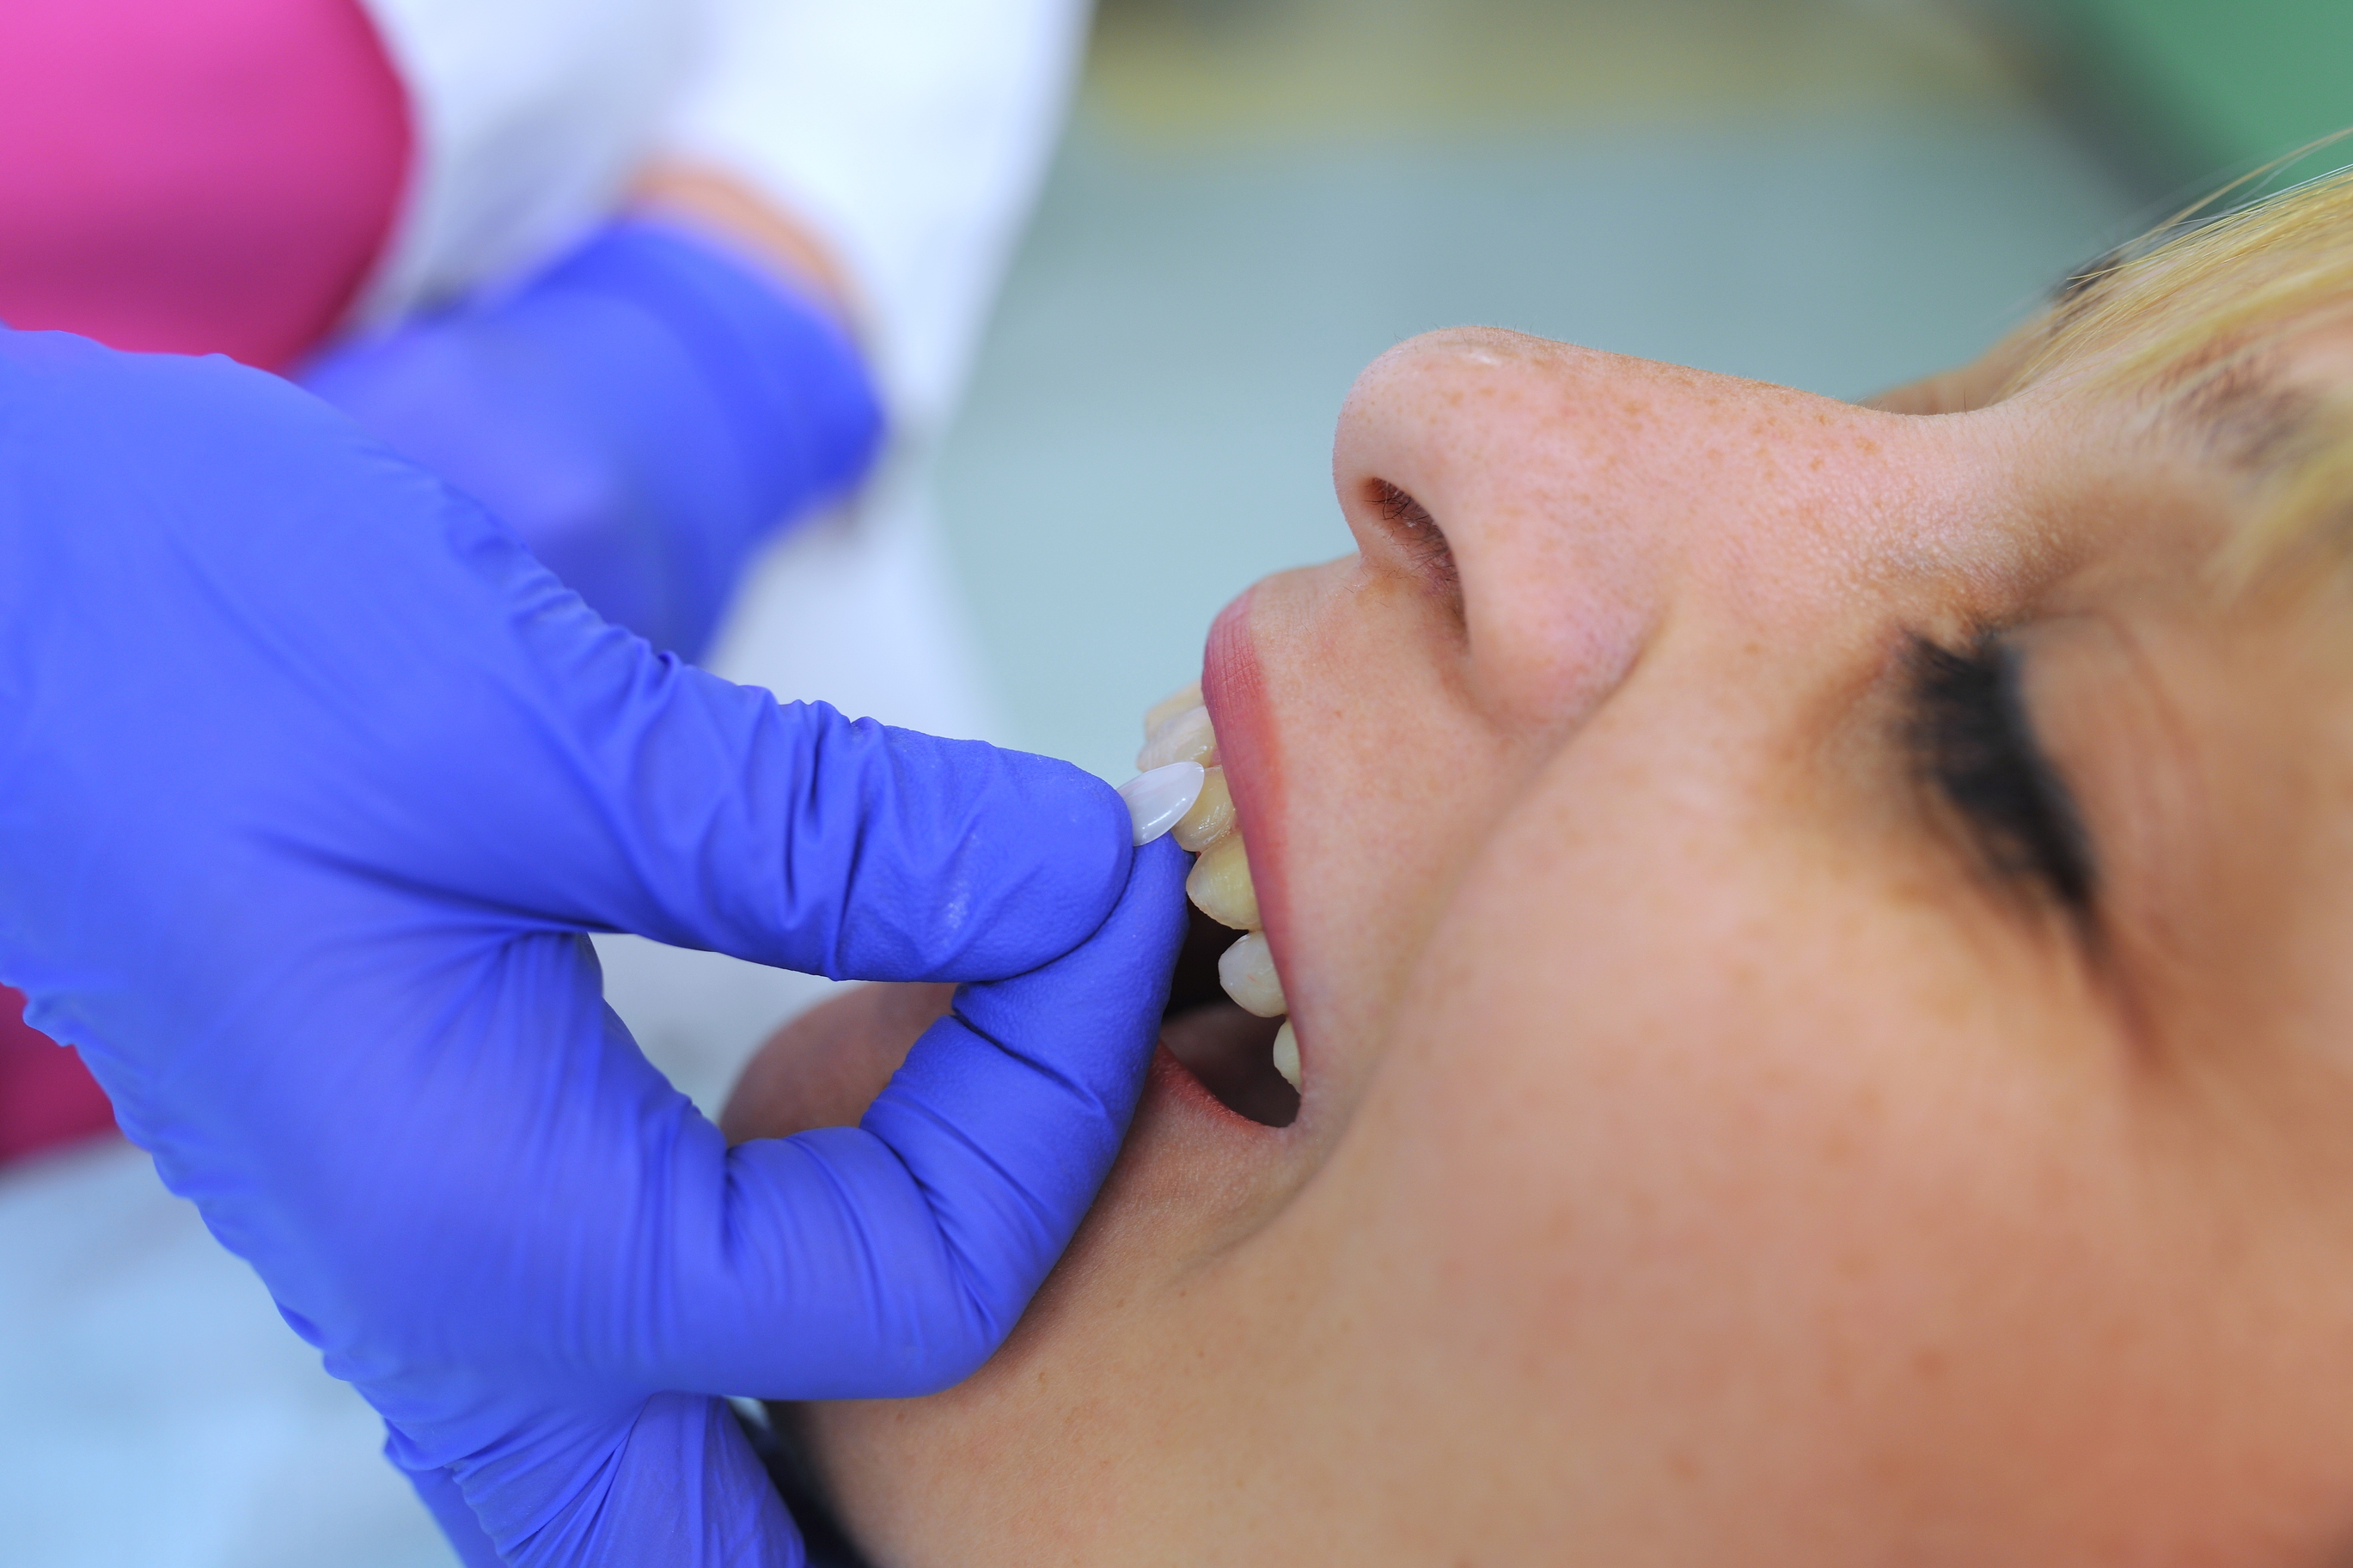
[1363,479,1462,613]
[1367,479,1433,529]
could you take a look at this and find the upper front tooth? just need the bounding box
[1137,705,1217,772]
[1143,681,1203,738]
[1217,930,1287,1017]
[1185,832,1259,930]
[1118,760,1206,845]
[1172,765,1235,851]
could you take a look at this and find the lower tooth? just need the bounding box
[1217,931,1287,1017]
[1185,833,1260,930]
[1271,1022,1301,1091]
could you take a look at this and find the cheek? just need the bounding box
[1466,515,1657,724]
[1236,560,1524,1046]
[1314,756,2289,1553]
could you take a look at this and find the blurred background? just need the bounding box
[938,0,2353,783]
[5,1,2350,1564]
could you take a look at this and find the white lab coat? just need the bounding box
[355,0,1090,437]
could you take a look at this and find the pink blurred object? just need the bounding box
[0,986,119,1167]
[0,0,411,370]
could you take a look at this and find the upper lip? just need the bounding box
[1201,586,1281,947]
[1200,586,1301,1075]
[1105,586,1307,1174]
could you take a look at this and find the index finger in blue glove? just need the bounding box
[0,332,1129,986]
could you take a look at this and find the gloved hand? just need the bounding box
[301,217,883,661]
[0,330,1188,1566]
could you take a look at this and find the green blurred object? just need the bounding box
[2020,0,2353,191]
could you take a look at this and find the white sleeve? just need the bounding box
[658,0,1094,436]
[346,0,697,328]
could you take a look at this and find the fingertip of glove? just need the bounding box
[1045,777,1139,962]
[1101,834,1191,957]
[987,760,1142,979]
[1007,749,1136,901]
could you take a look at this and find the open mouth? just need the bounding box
[1124,682,1301,1130]
[1160,901,1299,1127]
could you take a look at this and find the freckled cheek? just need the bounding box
[1264,563,1452,775]
[1467,572,1655,723]
[1323,616,1492,788]
[1411,825,2126,1305]
[1250,570,1522,1030]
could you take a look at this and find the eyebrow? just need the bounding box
[2163,351,2329,476]
[2054,247,2127,318]
[2151,342,2353,578]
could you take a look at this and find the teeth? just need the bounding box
[1137,704,1218,772]
[1140,683,1300,1095]
[1185,832,1260,930]
[1216,930,1286,1017]
[1142,681,1203,739]
[1118,760,1206,845]
[1172,766,1234,852]
[1270,1022,1301,1090]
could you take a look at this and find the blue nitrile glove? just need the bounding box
[0,329,1189,1567]
[301,217,883,661]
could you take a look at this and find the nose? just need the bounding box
[1331,326,1917,723]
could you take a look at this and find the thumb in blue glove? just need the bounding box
[401,837,1189,1565]
[0,329,1179,1566]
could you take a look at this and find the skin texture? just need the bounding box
[718,981,951,1145]
[629,160,861,326]
[726,311,2353,1565]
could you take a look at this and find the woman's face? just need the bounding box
[773,318,2353,1564]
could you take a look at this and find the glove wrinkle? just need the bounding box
[487,1394,805,1568]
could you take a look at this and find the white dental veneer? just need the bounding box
[1119,760,1207,845]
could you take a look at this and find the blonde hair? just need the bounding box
[2008,143,2353,583]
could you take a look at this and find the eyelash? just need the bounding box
[1354,495,2093,914]
[1367,480,1461,595]
[1903,633,2096,912]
